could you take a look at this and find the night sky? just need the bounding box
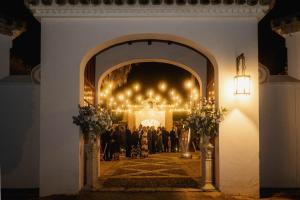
[1,0,40,69]
[258,0,299,74]
[112,62,200,103]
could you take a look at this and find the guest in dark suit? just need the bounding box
[147,126,152,154]
[111,126,121,160]
[170,127,176,152]
[125,126,132,158]
[102,128,112,161]
[162,127,169,152]
[151,127,157,154]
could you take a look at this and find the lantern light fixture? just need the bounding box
[234,53,251,95]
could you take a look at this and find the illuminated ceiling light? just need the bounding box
[191,88,198,94]
[169,89,176,96]
[147,89,154,97]
[108,82,114,89]
[184,80,194,89]
[155,95,161,101]
[118,94,125,101]
[126,89,132,97]
[133,83,141,91]
[158,82,167,91]
[136,95,143,102]
[234,53,251,95]
[104,89,110,95]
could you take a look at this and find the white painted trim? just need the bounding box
[29,4,268,18]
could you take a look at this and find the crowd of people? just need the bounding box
[101,125,189,161]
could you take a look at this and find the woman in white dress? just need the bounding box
[141,127,149,158]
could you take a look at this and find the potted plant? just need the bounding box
[72,104,112,189]
[73,104,112,139]
[185,98,226,190]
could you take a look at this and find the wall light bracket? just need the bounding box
[234,53,251,95]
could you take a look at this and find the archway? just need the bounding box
[97,59,204,103]
[79,34,219,105]
[97,61,208,189]
[80,36,218,190]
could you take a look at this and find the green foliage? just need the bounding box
[185,98,226,139]
[72,104,112,136]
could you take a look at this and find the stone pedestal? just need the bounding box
[201,142,215,191]
[85,141,99,190]
[201,136,215,191]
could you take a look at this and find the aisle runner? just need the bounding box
[99,153,200,189]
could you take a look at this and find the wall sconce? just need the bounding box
[234,53,251,95]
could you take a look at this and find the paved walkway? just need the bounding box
[40,190,300,200]
[98,153,202,190]
[38,153,300,200]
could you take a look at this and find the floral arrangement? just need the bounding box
[72,104,112,137]
[186,98,226,139]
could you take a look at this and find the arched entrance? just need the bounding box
[79,34,219,105]
[81,36,217,190]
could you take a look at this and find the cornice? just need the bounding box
[27,4,269,19]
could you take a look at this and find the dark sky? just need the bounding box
[258,0,299,74]
[112,62,200,103]
[0,0,40,69]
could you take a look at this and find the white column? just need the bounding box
[0,34,11,79]
[286,31,300,80]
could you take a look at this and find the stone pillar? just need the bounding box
[286,31,300,80]
[85,140,99,190]
[0,34,11,79]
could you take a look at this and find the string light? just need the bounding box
[126,89,132,97]
[184,79,194,89]
[97,80,205,112]
[158,82,167,91]
[147,89,154,97]
[117,94,125,101]
[133,83,141,91]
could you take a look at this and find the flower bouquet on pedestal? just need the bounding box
[185,98,226,191]
[72,104,112,190]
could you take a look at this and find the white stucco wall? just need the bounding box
[260,78,300,188]
[40,17,260,197]
[95,41,207,96]
[0,34,11,79]
[286,31,300,80]
[0,76,40,188]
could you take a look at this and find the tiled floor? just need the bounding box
[98,152,202,190]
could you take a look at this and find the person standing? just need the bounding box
[162,127,169,152]
[132,128,141,157]
[170,127,176,152]
[156,127,163,153]
[141,127,149,158]
[174,127,179,152]
[111,126,121,160]
[181,128,189,153]
[102,128,112,161]
[151,126,156,154]
[147,126,152,154]
[125,126,132,158]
